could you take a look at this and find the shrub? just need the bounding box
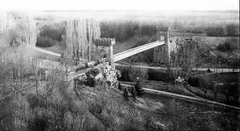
[128,66,148,81]
[206,26,226,36]
[217,38,239,52]
[118,67,131,81]
[148,69,171,81]
[226,24,239,36]
[185,27,205,34]
[188,77,199,87]
[217,43,231,52]
[36,36,56,47]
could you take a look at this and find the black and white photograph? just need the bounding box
[0,0,239,130]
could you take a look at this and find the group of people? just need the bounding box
[123,77,144,101]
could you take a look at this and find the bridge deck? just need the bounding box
[113,41,164,62]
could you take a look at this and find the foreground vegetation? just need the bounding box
[1,71,239,131]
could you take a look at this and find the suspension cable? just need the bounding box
[147,33,158,43]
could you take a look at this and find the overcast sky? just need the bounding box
[0,0,239,11]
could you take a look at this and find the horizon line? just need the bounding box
[1,9,239,13]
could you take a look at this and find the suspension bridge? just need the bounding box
[35,26,239,81]
[35,27,171,81]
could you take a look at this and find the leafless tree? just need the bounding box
[171,37,199,79]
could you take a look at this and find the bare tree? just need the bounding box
[64,19,100,63]
[172,37,199,79]
[198,77,209,97]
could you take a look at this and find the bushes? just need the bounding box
[129,66,149,81]
[206,23,239,37]
[188,77,199,87]
[206,26,226,37]
[117,66,172,82]
[117,66,148,81]
[36,36,57,47]
[148,69,171,81]
[226,24,239,36]
[217,38,239,52]
[217,42,232,52]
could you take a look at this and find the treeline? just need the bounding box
[36,20,239,48]
[206,24,239,37]
[173,20,239,37]
[36,21,158,47]
[100,21,239,40]
[100,21,157,42]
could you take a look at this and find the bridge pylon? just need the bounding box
[93,38,116,68]
[154,27,171,66]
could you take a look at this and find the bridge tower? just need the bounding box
[154,27,170,65]
[93,38,116,68]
